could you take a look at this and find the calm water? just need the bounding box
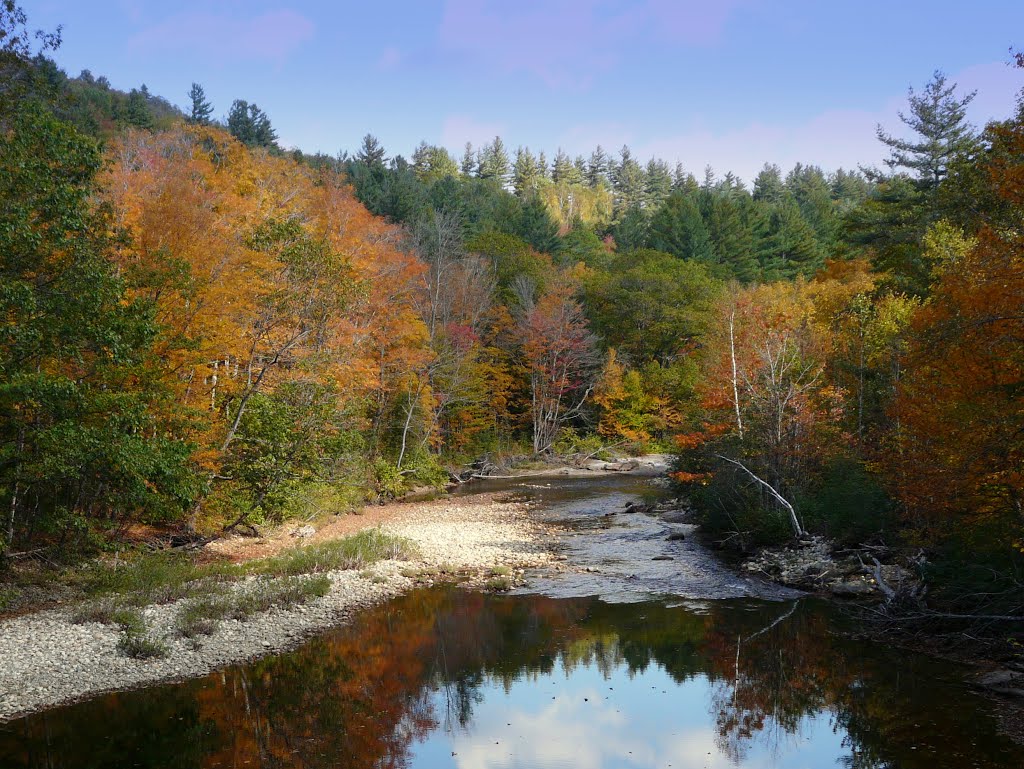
[2,476,1021,769]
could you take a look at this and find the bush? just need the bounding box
[552,428,608,459]
[798,457,895,545]
[371,458,406,498]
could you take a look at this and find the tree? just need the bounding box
[612,145,646,214]
[587,145,609,188]
[120,87,153,129]
[885,106,1024,549]
[411,142,458,183]
[478,136,510,186]
[187,82,213,125]
[877,71,979,190]
[585,249,720,365]
[460,142,475,176]
[0,104,198,560]
[521,279,598,454]
[357,133,386,167]
[753,163,785,203]
[227,99,278,148]
[647,191,716,265]
[512,146,540,196]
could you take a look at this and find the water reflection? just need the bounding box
[1,588,1019,769]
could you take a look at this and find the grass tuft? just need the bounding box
[251,530,416,577]
[174,575,330,638]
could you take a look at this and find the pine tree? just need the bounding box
[877,71,979,189]
[645,159,672,210]
[512,146,540,196]
[460,142,476,176]
[121,88,153,129]
[478,136,510,186]
[227,100,278,148]
[613,146,646,215]
[587,145,609,188]
[551,148,573,183]
[647,191,715,265]
[753,163,785,202]
[187,82,213,126]
[761,198,822,280]
[356,133,387,167]
[706,194,759,282]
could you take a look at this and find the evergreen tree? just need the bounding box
[460,142,476,176]
[551,148,574,183]
[672,163,698,194]
[227,100,278,148]
[121,87,153,129]
[478,136,510,186]
[645,158,672,210]
[787,163,836,247]
[512,146,540,196]
[753,163,785,202]
[356,133,387,167]
[611,206,649,252]
[186,82,213,126]
[536,150,549,180]
[877,71,979,189]
[411,142,458,183]
[706,194,759,282]
[647,191,715,265]
[515,194,560,254]
[613,145,646,215]
[587,145,609,188]
[761,198,822,280]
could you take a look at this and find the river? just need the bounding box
[1,475,1021,768]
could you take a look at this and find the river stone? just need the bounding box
[660,511,689,524]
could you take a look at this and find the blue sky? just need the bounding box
[32,0,1024,182]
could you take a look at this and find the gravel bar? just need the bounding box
[0,493,555,722]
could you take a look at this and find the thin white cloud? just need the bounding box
[440,114,507,155]
[128,9,314,64]
[438,0,750,89]
[562,60,1024,184]
[378,45,403,71]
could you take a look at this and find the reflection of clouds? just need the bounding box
[450,685,733,769]
[453,688,642,769]
[434,662,846,769]
[661,728,769,769]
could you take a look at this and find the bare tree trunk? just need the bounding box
[729,311,744,440]
[397,385,420,470]
[3,427,26,562]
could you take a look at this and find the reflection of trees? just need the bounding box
[2,590,1017,769]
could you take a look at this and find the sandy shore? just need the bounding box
[0,492,558,722]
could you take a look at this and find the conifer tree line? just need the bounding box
[1,2,1022,612]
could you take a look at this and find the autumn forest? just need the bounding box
[1,4,1023,622]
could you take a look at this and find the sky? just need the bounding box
[30,0,1024,183]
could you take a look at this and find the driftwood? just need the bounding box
[714,454,805,537]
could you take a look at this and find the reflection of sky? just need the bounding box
[410,657,847,769]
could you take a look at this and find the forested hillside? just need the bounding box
[1,4,1021,613]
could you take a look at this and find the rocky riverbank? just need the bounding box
[0,493,557,722]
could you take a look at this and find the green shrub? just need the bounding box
[798,457,895,545]
[371,458,406,498]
